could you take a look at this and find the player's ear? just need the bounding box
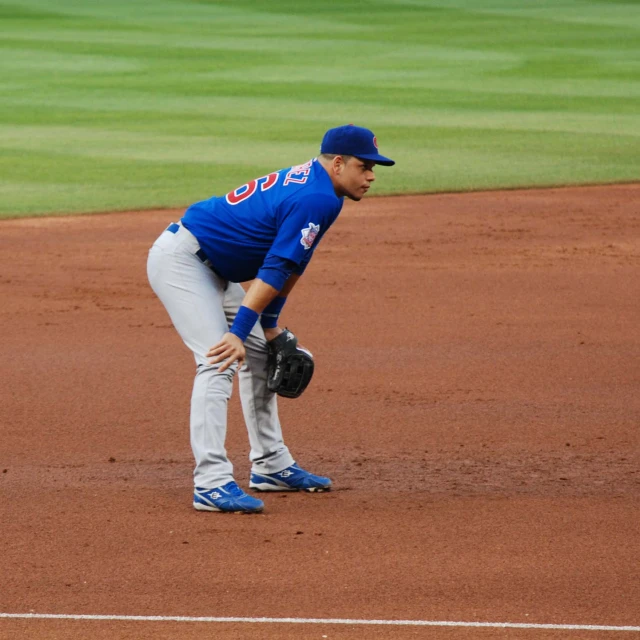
[333,155,345,174]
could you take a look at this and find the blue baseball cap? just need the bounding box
[320,124,395,166]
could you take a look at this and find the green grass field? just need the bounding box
[1,0,639,217]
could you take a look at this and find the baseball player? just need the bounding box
[147,124,395,513]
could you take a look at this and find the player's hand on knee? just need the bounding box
[207,332,246,372]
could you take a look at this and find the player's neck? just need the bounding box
[316,157,342,197]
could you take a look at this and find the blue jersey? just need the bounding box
[181,158,343,288]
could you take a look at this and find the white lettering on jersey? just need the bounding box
[284,160,312,186]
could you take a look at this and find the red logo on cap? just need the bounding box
[373,136,378,149]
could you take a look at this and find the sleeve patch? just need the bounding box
[300,223,320,250]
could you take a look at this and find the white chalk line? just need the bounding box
[0,613,638,632]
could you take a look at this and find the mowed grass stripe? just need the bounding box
[0,0,638,217]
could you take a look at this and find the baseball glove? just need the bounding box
[266,329,314,398]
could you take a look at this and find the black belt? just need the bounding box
[195,248,212,266]
[166,223,228,288]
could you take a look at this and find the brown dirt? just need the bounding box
[1,185,639,640]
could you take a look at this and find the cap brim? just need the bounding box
[355,153,395,167]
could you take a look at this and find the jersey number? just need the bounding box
[225,172,279,205]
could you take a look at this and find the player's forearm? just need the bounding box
[241,273,300,311]
[279,273,301,297]
[260,272,301,332]
[241,278,281,313]
[230,275,299,342]
[228,278,279,342]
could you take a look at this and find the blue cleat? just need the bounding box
[250,462,332,493]
[193,481,264,513]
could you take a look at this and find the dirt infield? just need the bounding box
[1,185,639,640]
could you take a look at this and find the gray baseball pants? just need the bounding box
[146,222,294,489]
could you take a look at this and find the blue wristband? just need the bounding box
[229,305,259,342]
[260,296,287,329]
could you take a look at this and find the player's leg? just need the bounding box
[223,287,331,492]
[147,224,237,490]
[222,284,294,475]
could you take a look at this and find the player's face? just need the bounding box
[334,157,376,201]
